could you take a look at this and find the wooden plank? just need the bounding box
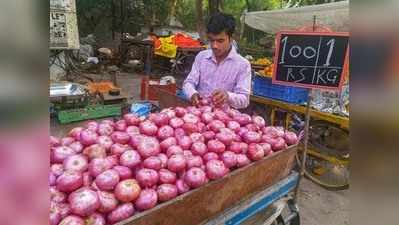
[118,145,297,225]
[250,95,349,129]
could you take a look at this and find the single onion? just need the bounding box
[95,169,120,191]
[191,142,207,156]
[58,215,84,225]
[50,136,60,147]
[139,120,158,136]
[137,137,161,159]
[271,137,287,151]
[160,137,177,152]
[236,154,251,167]
[50,186,66,203]
[61,137,75,146]
[85,212,106,225]
[202,131,216,142]
[169,117,184,129]
[176,179,190,194]
[68,127,84,141]
[97,123,114,136]
[80,129,98,146]
[208,120,226,133]
[83,144,107,160]
[51,164,64,177]
[252,115,266,128]
[186,155,204,169]
[157,184,178,202]
[243,131,261,144]
[126,126,140,137]
[56,171,83,192]
[86,121,99,132]
[134,189,158,211]
[52,146,75,163]
[215,131,234,146]
[130,134,145,148]
[166,145,183,158]
[182,113,200,124]
[68,187,100,217]
[201,112,214,124]
[158,169,177,184]
[202,152,219,162]
[143,156,162,171]
[69,141,84,153]
[174,128,186,139]
[190,132,205,143]
[221,151,237,168]
[107,203,135,224]
[63,154,88,173]
[157,125,174,140]
[111,131,130,144]
[136,168,159,188]
[97,191,118,213]
[259,142,272,155]
[88,158,113,177]
[184,167,207,188]
[207,140,225,154]
[177,136,192,150]
[284,131,298,145]
[158,153,168,168]
[174,107,187,117]
[206,159,229,180]
[113,166,133,180]
[124,113,141,126]
[167,154,186,172]
[150,113,170,127]
[182,122,199,134]
[120,150,141,168]
[227,120,241,132]
[247,143,265,161]
[115,120,127,131]
[114,179,141,202]
[110,143,130,156]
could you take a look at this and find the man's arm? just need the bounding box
[226,61,251,109]
[182,54,201,100]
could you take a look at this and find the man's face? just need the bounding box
[207,31,231,58]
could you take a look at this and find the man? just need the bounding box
[182,13,251,109]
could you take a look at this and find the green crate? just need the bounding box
[58,104,121,124]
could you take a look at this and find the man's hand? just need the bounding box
[191,93,200,106]
[212,90,228,106]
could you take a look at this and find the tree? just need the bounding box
[208,0,221,15]
[195,0,206,40]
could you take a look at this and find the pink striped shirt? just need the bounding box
[182,47,252,109]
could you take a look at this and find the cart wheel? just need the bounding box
[275,214,300,225]
[296,151,349,191]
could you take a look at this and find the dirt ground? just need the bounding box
[51,72,349,225]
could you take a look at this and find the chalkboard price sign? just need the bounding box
[272,31,349,90]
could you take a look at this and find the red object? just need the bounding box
[141,77,177,101]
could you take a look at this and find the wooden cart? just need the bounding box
[116,88,300,225]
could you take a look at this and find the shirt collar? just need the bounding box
[205,45,237,63]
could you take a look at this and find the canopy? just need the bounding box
[243,1,349,33]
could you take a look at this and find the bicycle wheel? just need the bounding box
[296,152,349,191]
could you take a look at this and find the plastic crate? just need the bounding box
[252,76,309,104]
[57,104,121,124]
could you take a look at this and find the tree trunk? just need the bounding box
[195,0,206,41]
[169,0,178,25]
[209,0,220,16]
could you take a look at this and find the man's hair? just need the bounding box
[206,13,236,37]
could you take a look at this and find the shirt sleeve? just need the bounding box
[182,54,201,100]
[227,61,252,109]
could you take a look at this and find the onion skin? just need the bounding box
[95,169,120,191]
[113,166,133,180]
[68,188,100,217]
[136,168,159,188]
[107,203,135,224]
[176,179,190,194]
[97,191,118,213]
[85,212,106,225]
[205,159,229,180]
[120,150,141,169]
[114,179,141,202]
[56,171,83,193]
[158,169,177,184]
[184,167,207,188]
[58,215,85,225]
[134,189,158,211]
[157,184,178,202]
[167,154,186,173]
